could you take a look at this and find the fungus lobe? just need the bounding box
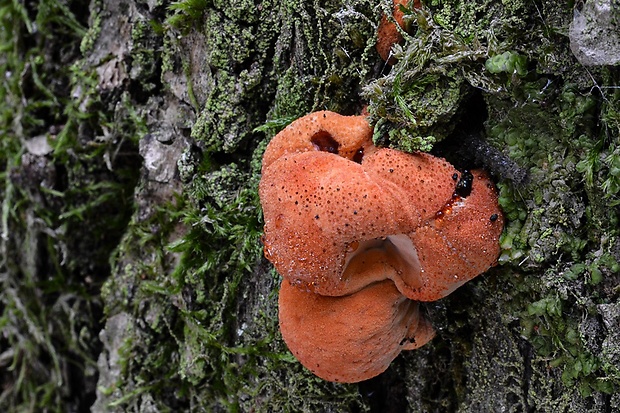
[278,279,435,383]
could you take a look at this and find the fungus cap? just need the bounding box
[408,170,505,301]
[259,112,503,300]
[261,111,375,172]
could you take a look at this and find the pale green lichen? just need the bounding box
[80,0,102,53]
[485,51,528,76]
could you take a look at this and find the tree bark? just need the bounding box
[1,0,620,412]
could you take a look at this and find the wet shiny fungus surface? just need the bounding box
[259,111,504,383]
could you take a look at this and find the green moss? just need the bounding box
[80,0,101,53]
[166,0,210,31]
[485,51,527,76]
[363,8,479,150]
[363,1,577,152]
[481,73,620,394]
[0,0,142,411]
[514,264,615,395]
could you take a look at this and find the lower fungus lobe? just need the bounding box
[311,131,339,154]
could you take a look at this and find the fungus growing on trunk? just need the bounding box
[259,111,503,382]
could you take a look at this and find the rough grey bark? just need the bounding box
[1,0,620,412]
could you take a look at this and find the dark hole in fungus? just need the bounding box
[454,170,473,198]
[399,336,416,345]
[311,131,340,154]
[353,147,364,163]
[490,213,498,222]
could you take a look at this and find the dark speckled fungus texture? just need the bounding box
[259,111,504,383]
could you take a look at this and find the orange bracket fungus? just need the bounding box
[259,111,504,383]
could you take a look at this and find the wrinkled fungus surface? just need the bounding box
[259,111,504,382]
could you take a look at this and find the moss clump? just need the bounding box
[482,75,620,401]
[0,0,142,411]
[363,0,575,152]
[364,7,480,151]
[485,51,528,76]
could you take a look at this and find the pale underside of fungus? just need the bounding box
[259,111,504,383]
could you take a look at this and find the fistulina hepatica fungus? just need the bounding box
[259,111,504,383]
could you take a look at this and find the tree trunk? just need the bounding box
[1,0,619,412]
